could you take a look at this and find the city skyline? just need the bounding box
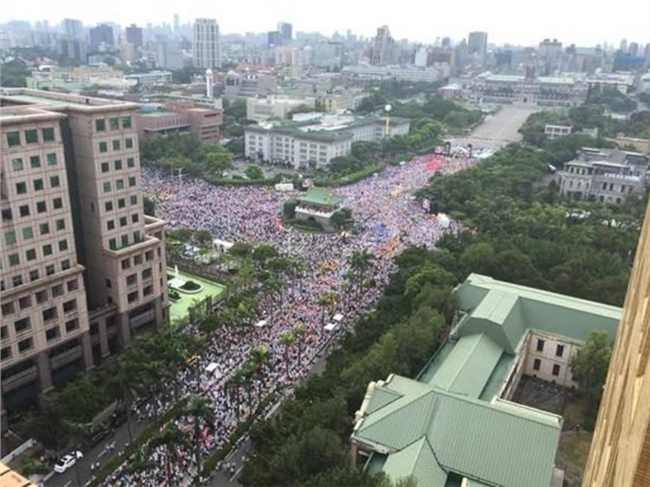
[3,0,650,47]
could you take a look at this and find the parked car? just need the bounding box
[108,410,127,428]
[54,451,83,473]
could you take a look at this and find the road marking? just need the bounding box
[230,465,244,481]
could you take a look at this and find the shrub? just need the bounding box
[181,280,202,291]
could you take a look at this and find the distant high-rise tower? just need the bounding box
[277,22,292,44]
[125,24,143,49]
[583,200,650,487]
[173,14,180,34]
[468,31,488,64]
[371,25,396,65]
[61,18,83,40]
[89,24,114,51]
[193,18,221,69]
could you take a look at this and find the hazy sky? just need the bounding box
[3,0,650,46]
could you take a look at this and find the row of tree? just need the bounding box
[240,247,455,486]
[419,144,644,306]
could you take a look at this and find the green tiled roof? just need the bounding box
[297,188,343,207]
[383,438,448,487]
[356,274,622,487]
[355,376,562,487]
[426,332,503,398]
[456,274,621,347]
[366,387,403,414]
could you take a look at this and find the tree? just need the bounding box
[147,424,191,486]
[228,369,246,421]
[183,396,216,473]
[284,199,299,219]
[571,331,612,412]
[294,323,308,368]
[63,420,88,487]
[250,345,272,403]
[0,59,30,87]
[143,196,156,217]
[105,355,146,443]
[349,248,375,294]
[245,164,264,180]
[203,145,233,176]
[280,331,296,378]
[194,229,213,247]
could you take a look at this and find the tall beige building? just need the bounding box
[193,18,221,69]
[583,198,650,487]
[0,89,168,429]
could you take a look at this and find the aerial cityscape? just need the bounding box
[1,1,650,487]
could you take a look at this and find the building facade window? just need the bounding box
[552,364,561,376]
[536,339,545,352]
[556,344,565,358]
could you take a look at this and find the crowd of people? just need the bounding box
[99,151,476,486]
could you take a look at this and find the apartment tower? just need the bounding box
[583,198,650,487]
[0,89,169,429]
[193,18,221,69]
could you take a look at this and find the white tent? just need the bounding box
[438,213,451,229]
[206,363,218,374]
[213,239,234,252]
[324,323,338,332]
[255,320,268,328]
[333,313,344,322]
[275,183,294,192]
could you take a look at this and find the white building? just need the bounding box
[245,113,410,169]
[193,18,221,69]
[124,70,173,85]
[246,97,315,122]
[342,63,450,83]
[559,147,649,204]
[544,124,573,139]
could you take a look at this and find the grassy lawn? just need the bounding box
[168,270,226,324]
[562,431,593,470]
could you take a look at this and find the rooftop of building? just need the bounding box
[353,274,622,487]
[479,73,577,85]
[354,374,562,487]
[0,462,38,487]
[0,88,136,113]
[297,188,344,207]
[247,113,409,142]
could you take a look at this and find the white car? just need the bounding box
[54,451,83,473]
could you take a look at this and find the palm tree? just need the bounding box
[129,450,154,487]
[318,292,338,322]
[63,420,88,487]
[147,424,191,486]
[280,331,296,379]
[349,248,375,294]
[250,345,271,404]
[183,396,216,474]
[227,369,246,422]
[293,322,308,368]
[105,355,145,443]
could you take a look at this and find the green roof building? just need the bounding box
[351,274,622,487]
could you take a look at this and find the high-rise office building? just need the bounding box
[193,18,221,69]
[277,22,292,44]
[583,200,650,487]
[371,25,396,65]
[155,36,183,70]
[468,31,488,64]
[61,18,83,40]
[173,14,180,34]
[89,23,114,50]
[0,89,169,430]
[268,30,280,47]
[125,24,143,50]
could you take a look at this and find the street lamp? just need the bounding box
[384,104,392,137]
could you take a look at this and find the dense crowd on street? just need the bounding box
[98,152,475,486]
